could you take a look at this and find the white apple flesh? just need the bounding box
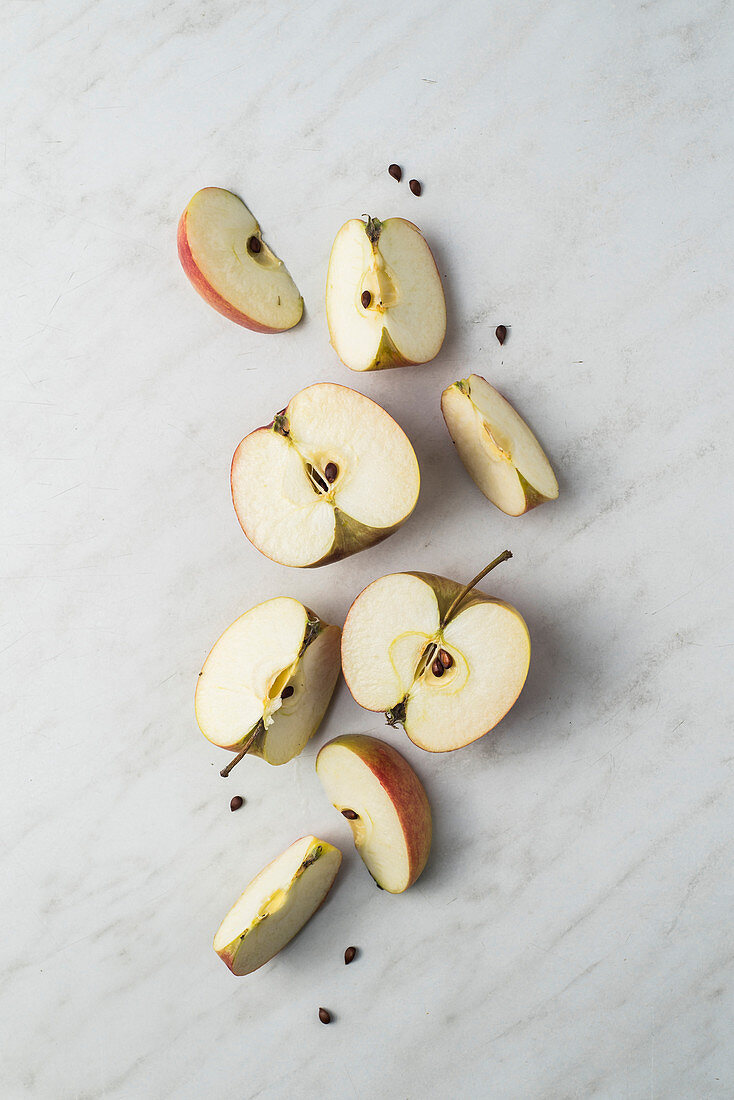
[231,382,420,567]
[326,216,446,371]
[341,553,530,752]
[441,375,558,515]
[214,836,341,976]
[178,187,303,332]
[316,734,431,893]
[195,596,340,771]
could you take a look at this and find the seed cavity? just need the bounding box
[247,236,262,254]
[361,289,372,309]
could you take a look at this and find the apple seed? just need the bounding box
[361,290,372,309]
[431,657,445,677]
[344,946,357,964]
[281,685,294,699]
[341,808,359,820]
[495,324,507,345]
[247,236,261,254]
[230,795,244,812]
[318,1007,331,1024]
[409,179,422,196]
[439,649,453,669]
[324,462,338,483]
[388,163,402,182]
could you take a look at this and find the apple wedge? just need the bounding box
[195,597,340,773]
[178,187,303,332]
[441,375,558,515]
[315,735,431,893]
[341,552,530,752]
[231,382,420,567]
[214,836,341,975]
[326,216,446,371]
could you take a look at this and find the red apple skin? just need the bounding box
[177,202,284,334]
[317,734,432,889]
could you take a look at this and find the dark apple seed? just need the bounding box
[344,946,357,964]
[341,808,359,820]
[318,1007,331,1024]
[495,324,507,345]
[439,649,453,669]
[281,685,294,699]
[230,796,244,812]
[409,179,422,196]
[361,290,372,308]
[324,462,338,483]
[247,236,261,254]
[432,657,445,677]
[388,164,402,182]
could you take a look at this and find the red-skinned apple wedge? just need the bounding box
[315,734,431,893]
[178,187,303,333]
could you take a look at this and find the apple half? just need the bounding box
[315,734,431,893]
[214,836,341,975]
[195,597,341,773]
[231,382,420,567]
[341,553,530,752]
[326,216,446,371]
[441,375,558,516]
[178,187,303,332]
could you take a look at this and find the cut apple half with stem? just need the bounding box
[178,187,303,332]
[315,734,431,893]
[231,382,420,567]
[195,596,341,774]
[326,216,446,371]
[341,552,530,752]
[441,375,558,515]
[214,836,341,976]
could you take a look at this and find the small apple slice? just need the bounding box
[214,836,341,975]
[195,597,340,772]
[326,216,446,371]
[315,735,431,893]
[231,382,420,567]
[178,187,303,332]
[441,375,558,515]
[341,552,530,751]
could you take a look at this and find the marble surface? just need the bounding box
[2,1,733,1097]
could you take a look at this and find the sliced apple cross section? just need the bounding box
[231,383,420,567]
[214,836,342,975]
[315,735,431,893]
[441,375,559,515]
[326,216,446,371]
[178,187,303,332]
[195,596,340,771]
[341,553,530,751]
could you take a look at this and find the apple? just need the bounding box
[315,734,431,893]
[326,216,446,371]
[195,597,341,775]
[340,552,530,752]
[214,836,341,975]
[441,375,558,515]
[177,187,303,332]
[231,382,420,567]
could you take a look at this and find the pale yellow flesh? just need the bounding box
[326,218,446,371]
[214,837,341,976]
[231,383,420,567]
[315,744,410,892]
[442,376,558,516]
[185,188,302,330]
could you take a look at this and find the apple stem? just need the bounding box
[441,550,513,627]
[220,722,262,778]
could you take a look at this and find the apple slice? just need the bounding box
[231,382,420,567]
[441,375,558,515]
[315,735,431,893]
[195,596,340,773]
[214,836,341,975]
[178,187,303,332]
[341,552,530,752]
[326,216,446,371]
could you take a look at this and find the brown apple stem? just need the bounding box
[441,550,513,627]
[220,723,261,778]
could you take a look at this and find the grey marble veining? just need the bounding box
[1,0,733,1097]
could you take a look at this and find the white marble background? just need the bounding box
[2,0,733,1097]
